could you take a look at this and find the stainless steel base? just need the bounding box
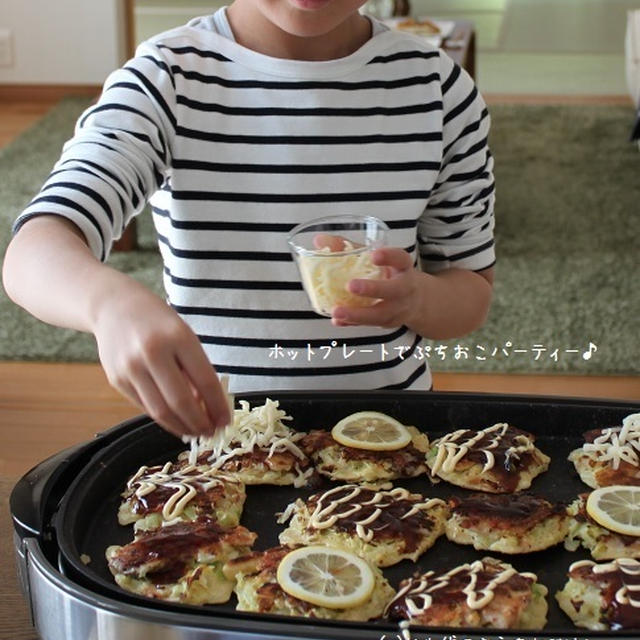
[20,538,321,640]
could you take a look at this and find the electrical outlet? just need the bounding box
[0,28,13,67]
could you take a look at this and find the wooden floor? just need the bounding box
[0,99,58,147]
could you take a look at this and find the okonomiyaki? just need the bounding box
[178,398,315,487]
[299,426,429,484]
[568,413,640,489]
[224,545,395,621]
[565,493,640,560]
[426,423,550,493]
[445,493,569,554]
[556,558,640,630]
[277,483,448,567]
[118,461,246,532]
[106,517,256,604]
[385,556,548,630]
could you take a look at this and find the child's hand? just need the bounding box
[331,247,420,328]
[92,281,231,438]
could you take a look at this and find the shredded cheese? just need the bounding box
[297,240,384,316]
[185,397,310,487]
[583,412,640,470]
[182,375,234,465]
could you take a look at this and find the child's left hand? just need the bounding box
[331,247,421,329]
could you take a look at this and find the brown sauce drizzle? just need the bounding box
[451,493,564,528]
[301,430,425,467]
[431,424,538,492]
[386,559,536,619]
[572,495,640,544]
[111,518,226,583]
[126,462,239,520]
[305,484,445,551]
[188,446,313,485]
[570,558,640,629]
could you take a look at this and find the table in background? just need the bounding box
[442,19,476,79]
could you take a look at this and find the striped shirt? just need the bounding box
[14,10,495,394]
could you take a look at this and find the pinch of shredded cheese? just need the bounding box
[186,397,310,487]
[182,375,234,466]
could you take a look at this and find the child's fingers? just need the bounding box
[178,343,232,432]
[371,246,414,271]
[312,233,346,251]
[332,302,397,328]
[146,350,215,435]
[130,369,198,437]
[347,276,408,302]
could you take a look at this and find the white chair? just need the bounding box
[626,10,640,145]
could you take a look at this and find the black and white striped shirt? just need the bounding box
[15,10,495,394]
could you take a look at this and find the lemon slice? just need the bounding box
[276,546,375,609]
[585,485,640,536]
[331,411,412,451]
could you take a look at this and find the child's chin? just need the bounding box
[288,0,334,10]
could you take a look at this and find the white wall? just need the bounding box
[0,0,126,85]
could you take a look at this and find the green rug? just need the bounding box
[1,97,639,375]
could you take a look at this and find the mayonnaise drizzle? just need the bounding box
[582,413,640,470]
[294,484,445,542]
[387,559,538,616]
[569,558,640,609]
[430,423,535,477]
[127,462,237,521]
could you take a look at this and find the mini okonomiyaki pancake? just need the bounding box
[568,413,640,489]
[565,493,640,560]
[555,558,640,630]
[445,493,569,554]
[106,517,257,604]
[178,398,315,487]
[299,426,429,484]
[277,484,448,567]
[385,556,548,630]
[224,545,395,621]
[426,423,550,493]
[118,461,246,532]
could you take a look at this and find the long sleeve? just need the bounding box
[418,51,496,273]
[13,41,177,261]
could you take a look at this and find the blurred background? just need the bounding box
[132,0,640,96]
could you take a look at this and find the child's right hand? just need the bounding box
[3,215,230,439]
[92,279,231,438]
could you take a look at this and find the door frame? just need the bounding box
[123,0,136,58]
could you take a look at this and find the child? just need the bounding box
[2,0,495,438]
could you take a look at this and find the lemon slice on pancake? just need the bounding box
[276,546,375,609]
[331,411,411,451]
[586,485,640,537]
